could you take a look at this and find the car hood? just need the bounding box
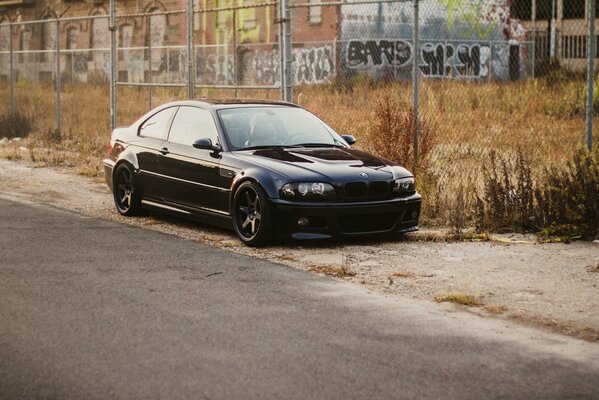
[232,147,411,182]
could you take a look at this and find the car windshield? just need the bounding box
[217,106,347,150]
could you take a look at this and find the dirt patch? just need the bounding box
[1,159,599,342]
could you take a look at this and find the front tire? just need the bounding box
[233,181,273,246]
[113,163,142,216]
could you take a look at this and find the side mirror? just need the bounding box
[192,138,219,151]
[342,134,357,146]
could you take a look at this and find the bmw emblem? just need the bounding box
[359,172,369,178]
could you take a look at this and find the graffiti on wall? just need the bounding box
[420,42,491,78]
[198,53,235,85]
[347,40,411,68]
[294,45,334,85]
[346,39,491,79]
[191,45,334,86]
[438,0,509,39]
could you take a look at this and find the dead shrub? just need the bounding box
[535,148,599,239]
[477,150,536,233]
[0,113,33,139]
[367,90,436,173]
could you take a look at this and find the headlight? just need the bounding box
[393,177,416,195]
[280,182,336,200]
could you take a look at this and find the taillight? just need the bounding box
[107,140,113,156]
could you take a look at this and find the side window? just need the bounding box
[139,107,175,139]
[168,106,220,146]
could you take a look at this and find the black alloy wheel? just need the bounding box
[233,181,273,246]
[114,163,142,216]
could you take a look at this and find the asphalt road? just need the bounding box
[1,197,599,400]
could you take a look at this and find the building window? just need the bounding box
[242,5,257,30]
[309,0,322,24]
[512,0,532,21]
[40,19,56,63]
[563,0,584,20]
[215,0,226,29]
[536,0,553,20]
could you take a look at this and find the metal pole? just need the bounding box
[550,0,556,62]
[233,8,238,98]
[587,0,596,151]
[9,22,14,116]
[278,0,284,100]
[109,0,116,130]
[187,0,194,99]
[283,0,292,102]
[531,0,537,79]
[148,17,152,110]
[55,19,61,133]
[412,0,419,165]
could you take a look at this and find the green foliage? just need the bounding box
[0,113,33,139]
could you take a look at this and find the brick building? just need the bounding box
[0,0,338,85]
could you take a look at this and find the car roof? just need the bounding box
[159,99,301,111]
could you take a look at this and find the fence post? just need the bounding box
[412,0,419,165]
[587,0,596,151]
[283,0,292,102]
[278,0,292,102]
[109,0,116,130]
[9,21,14,116]
[187,0,194,99]
[55,19,61,133]
[233,8,238,98]
[531,0,537,79]
[148,17,152,110]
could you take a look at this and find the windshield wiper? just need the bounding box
[241,144,303,151]
[294,143,345,148]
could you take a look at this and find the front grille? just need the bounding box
[338,213,398,233]
[342,180,391,200]
[369,181,390,197]
[344,182,367,197]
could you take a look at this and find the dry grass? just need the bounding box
[308,265,357,278]
[434,291,482,307]
[587,264,599,273]
[0,78,597,231]
[483,305,509,315]
[390,271,416,278]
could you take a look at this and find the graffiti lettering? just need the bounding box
[347,40,411,68]
[293,45,333,85]
[419,43,490,78]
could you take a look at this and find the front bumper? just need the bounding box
[271,194,421,240]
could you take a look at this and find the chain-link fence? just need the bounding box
[0,0,596,198]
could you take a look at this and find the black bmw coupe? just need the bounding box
[103,100,421,246]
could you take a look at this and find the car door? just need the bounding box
[136,106,177,201]
[159,106,222,213]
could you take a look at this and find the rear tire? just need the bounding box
[233,181,273,246]
[113,163,142,216]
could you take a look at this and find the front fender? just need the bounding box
[229,167,290,209]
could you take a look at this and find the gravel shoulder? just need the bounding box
[1,159,598,341]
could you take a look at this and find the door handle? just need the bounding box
[159,147,169,155]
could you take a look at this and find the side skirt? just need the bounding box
[141,199,234,231]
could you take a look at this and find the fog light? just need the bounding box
[297,217,310,227]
